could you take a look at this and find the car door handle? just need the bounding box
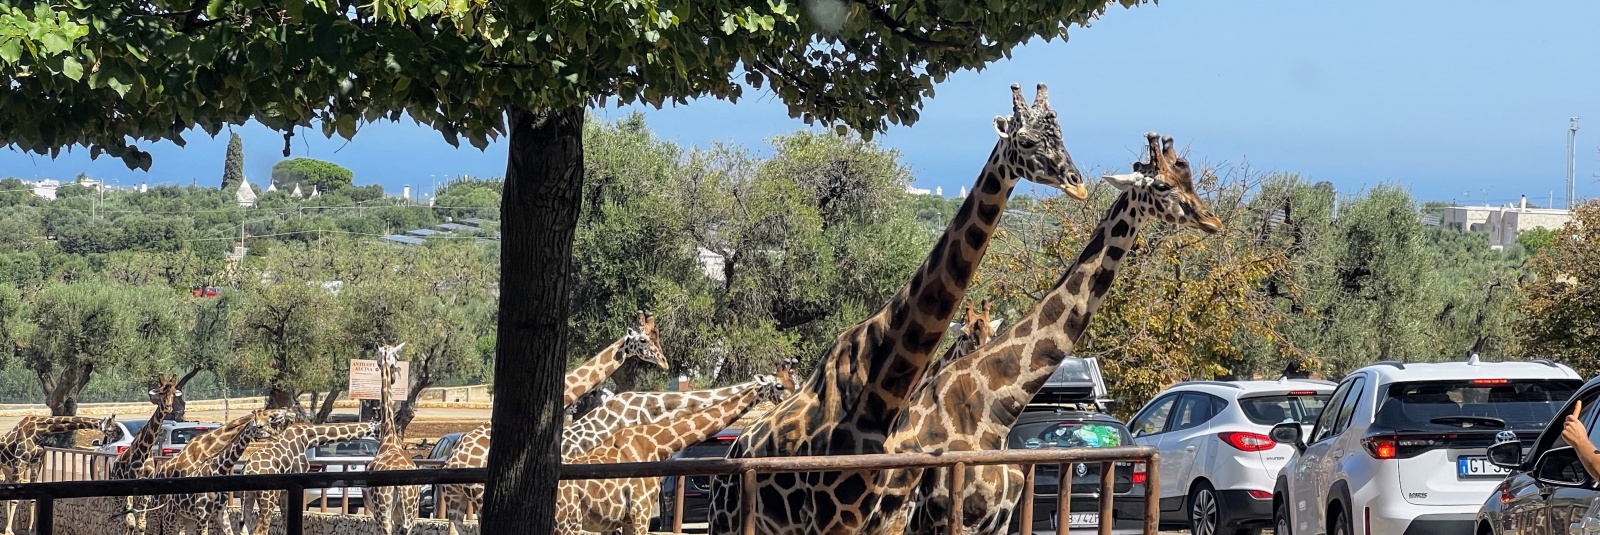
[1186,445,1198,451]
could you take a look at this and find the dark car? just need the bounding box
[417,432,464,518]
[1008,357,1145,535]
[1476,375,1600,535]
[652,428,741,532]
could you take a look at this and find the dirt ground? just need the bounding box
[47,406,492,451]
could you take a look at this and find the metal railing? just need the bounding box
[5,446,1160,535]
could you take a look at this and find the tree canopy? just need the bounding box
[1518,200,1600,376]
[270,157,354,192]
[221,132,245,191]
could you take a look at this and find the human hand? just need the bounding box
[1563,399,1592,450]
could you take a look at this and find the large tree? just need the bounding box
[221,131,245,191]
[0,0,1144,528]
[1518,200,1600,376]
[15,282,185,418]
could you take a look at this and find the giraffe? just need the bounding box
[366,343,419,535]
[236,421,378,535]
[109,375,182,535]
[562,364,795,460]
[152,409,295,535]
[0,414,116,535]
[873,132,1222,535]
[440,310,672,527]
[709,82,1086,535]
[557,373,793,535]
[563,311,669,408]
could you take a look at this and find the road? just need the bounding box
[0,405,493,434]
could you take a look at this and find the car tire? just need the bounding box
[1331,510,1351,535]
[1189,482,1233,535]
[1274,495,1292,535]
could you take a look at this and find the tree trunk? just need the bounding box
[481,104,584,534]
[170,367,204,422]
[314,390,341,423]
[265,386,298,410]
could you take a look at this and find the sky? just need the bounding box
[3,0,1598,208]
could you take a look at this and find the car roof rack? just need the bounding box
[1531,359,1561,369]
[1372,360,1406,370]
[1179,380,1244,389]
[1277,376,1338,386]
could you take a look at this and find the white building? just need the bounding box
[1484,197,1572,249]
[905,185,932,196]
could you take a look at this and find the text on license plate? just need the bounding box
[1051,512,1100,528]
[1458,456,1511,478]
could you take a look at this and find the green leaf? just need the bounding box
[0,40,20,64]
[59,55,82,81]
[123,42,148,62]
[39,32,70,56]
[334,114,357,140]
[205,0,226,19]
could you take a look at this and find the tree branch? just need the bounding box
[847,0,965,51]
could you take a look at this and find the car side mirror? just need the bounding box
[1487,433,1523,469]
[1269,422,1304,452]
[1533,446,1594,488]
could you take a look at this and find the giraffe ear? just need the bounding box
[1102,172,1151,191]
[989,319,1003,332]
[993,116,1013,139]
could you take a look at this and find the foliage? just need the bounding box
[1518,227,1557,256]
[221,132,244,191]
[16,281,185,417]
[1518,200,1600,376]
[270,158,354,193]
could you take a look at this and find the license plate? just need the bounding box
[1051,512,1100,528]
[1458,456,1512,478]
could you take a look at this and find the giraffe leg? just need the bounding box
[250,491,277,535]
[0,466,18,535]
[399,486,419,535]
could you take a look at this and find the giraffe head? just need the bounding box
[244,409,296,442]
[1101,132,1223,234]
[993,83,1087,200]
[760,363,798,404]
[98,415,117,438]
[622,310,668,370]
[961,299,998,346]
[378,342,406,369]
[147,374,181,407]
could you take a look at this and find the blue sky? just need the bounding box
[4,1,1598,207]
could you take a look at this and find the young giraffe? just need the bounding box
[152,409,295,535]
[874,133,1222,535]
[557,373,794,535]
[367,343,419,535]
[562,365,795,460]
[441,310,671,526]
[0,414,116,535]
[236,421,378,535]
[709,83,1086,535]
[109,375,182,535]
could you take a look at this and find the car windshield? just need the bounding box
[1007,420,1130,450]
[678,440,736,460]
[1375,379,1581,431]
[1238,394,1331,425]
[312,439,381,457]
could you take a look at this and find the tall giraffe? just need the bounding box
[557,373,793,535]
[109,375,181,535]
[709,83,1086,535]
[367,343,419,535]
[874,132,1222,535]
[236,421,378,535]
[563,311,669,408]
[562,365,795,460]
[0,415,116,535]
[441,309,672,526]
[153,409,295,535]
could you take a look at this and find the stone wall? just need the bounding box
[50,497,476,535]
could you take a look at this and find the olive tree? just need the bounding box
[0,0,1144,528]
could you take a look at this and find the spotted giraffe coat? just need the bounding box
[236,422,377,535]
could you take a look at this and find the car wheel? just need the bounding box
[1331,510,1351,535]
[1274,495,1291,535]
[1189,482,1233,535]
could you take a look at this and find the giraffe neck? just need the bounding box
[608,383,764,463]
[284,423,377,453]
[377,357,407,455]
[165,420,250,475]
[917,190,1145,443]
[808,140,1022,431]
[205,425,262,476]
[562,381,753,458]
[113,397,175,477]
[561,339,628,408]
[24,416,104,438]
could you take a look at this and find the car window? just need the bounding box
[169,427,210,445]
[1310,379,1356,444]
[1375,379,1581,433]
[1008,420,1131,449]
[1331,377,1367,436]
[311,439,381,457]
[1238,394,1331,425]
[1547,389,1600,451]
[432,436,457,459]
[1130,395,1178,437]
[1170,394,1217,431]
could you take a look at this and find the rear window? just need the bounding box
[312,439,381,457]
[1008,420,1130,450]
[111,421,147,443]
[679,440,735,460]
[1376,379,1581,431]
[169,427,211,445]
[1239,394,1331,425]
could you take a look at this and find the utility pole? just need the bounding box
[1568,117,1580,210]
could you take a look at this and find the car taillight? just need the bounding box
[1247,490,1273,500]
[1131,462,1147,484]
[1219,432,1275,452]
[1471,378,1509,385]
[1288,390,1317,395]
[1363,434,1441,459]
[116,446,127,454]
[160,448,179,456]
[309,465,324,472]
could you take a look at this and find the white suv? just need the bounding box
[1269,357,1582,535]
[1127,378,1335,535]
